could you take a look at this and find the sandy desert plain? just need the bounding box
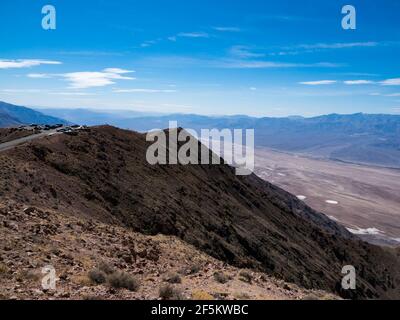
[254,148,400,246]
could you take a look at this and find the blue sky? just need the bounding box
[0,0,400,116]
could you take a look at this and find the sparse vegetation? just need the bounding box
[97,261,115,275]
[88,268,107,284]
[16,269,41,282]
[179,263,201,276]
[72,274,92,287]
[0,264,8,278]
[164,272,182,284]
[234,292,251,300]
[107,271,140,292]
[213,271,230,284]
[159,284,183,300]
[188,264,201,275]
[191,290,213,300]
[239,270,253,284]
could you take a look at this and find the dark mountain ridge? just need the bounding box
[0,101,68,127]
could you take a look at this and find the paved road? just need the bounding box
[0,130,60,153]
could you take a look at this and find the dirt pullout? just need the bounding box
[0,202,337,300]
[0,125,399,299]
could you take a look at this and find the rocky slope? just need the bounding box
[0,125,399,299]
[0,202,337,300]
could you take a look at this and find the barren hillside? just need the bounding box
[0,125,399,299]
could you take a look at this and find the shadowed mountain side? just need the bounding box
[0,101,69,127]
[0,125,399,299]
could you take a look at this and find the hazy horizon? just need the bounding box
[28,102,400,119]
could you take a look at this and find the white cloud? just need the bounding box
[137,55,342,70]
[220,59,339,69]
[386,93,400,97]
[249,87,257,91]
[213,27,241,32]
[113,88,177,93]
[62,68,135,89]
[380,78,400,86]
[102,68,134,74]
[27,73,52,78]
[1,88,46,93]
[229,45,265,58]
[49,92,94,96]
[299,80,337,85]
[298,42,378,49]
[0,59,61,69]
[177,32,209,38]
[344,80,374,85]
[140,40,158,48]
[272,42,379,56]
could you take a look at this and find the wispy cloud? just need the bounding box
[220,60,342,69]
[212,27,241,32]
[27,73,53,79]
[299,80,337,85]
[0,59,61,69]
[1,88,46,93]
[271,42,380,56]
[49,92,95,96]
[62,68,135,89]
[166,32,210,42]
[300,79,398,86]
[221,60,303,69]
[380,78,400,86]
[56,51,124,57]
[298,42,378,49]
[344,80,375,85]
[176,32,209,38]
[140,40,159,48]
[113,88,177,93]
[137,55,343,69]
[26,68,135,89]
[229,45,265,58]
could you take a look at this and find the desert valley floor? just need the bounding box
[255,148,400,246]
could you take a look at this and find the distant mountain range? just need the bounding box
[1,101,399,168]
[0,101,68,127]
[39,106,400,169]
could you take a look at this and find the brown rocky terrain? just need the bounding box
[0,202,337,300]
[0,125,399,299]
